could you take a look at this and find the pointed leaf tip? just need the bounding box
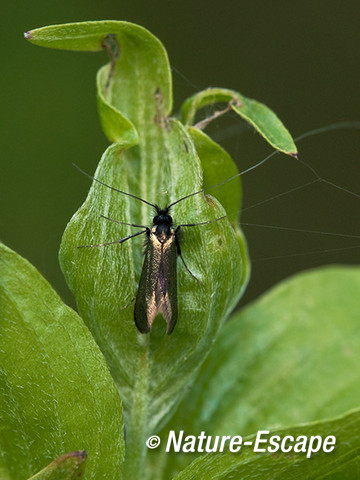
[28,450,88,479]
[69,450,87,459]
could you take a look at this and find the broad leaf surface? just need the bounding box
[0,244,124,480]
[173,408,360,480]
[179,267,360,434]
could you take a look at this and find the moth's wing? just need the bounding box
[134,237,156,333]
[158,238,178,335]
[134,234,178,334]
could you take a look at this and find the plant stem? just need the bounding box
[122,346,151,479]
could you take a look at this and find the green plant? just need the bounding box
[0,20,359,479]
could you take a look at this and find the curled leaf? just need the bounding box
[181,87,297,156]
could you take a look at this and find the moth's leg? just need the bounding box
[101,215,148,229]
[175,218,226,283]
[120,297,136,312]
[77,229,148,248]
[175,227,202,284]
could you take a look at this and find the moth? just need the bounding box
[76,165,229,335]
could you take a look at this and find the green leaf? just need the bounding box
[28,451,87,480]
[177,266,360,435]
[181,87,297,156]
[27,20,250,478]
[0,243,124,480]
[172,408,360,479]
[148,266,360,478]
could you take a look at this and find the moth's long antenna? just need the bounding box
[178,216,226,228]
[241,222,360,239]
[168,120,360,209]
[294,121,360,142]
[77,229,147,248]
[167,150,279,209]
[242,179,319,213]
[252,244,360,262]
[73,163,158,209]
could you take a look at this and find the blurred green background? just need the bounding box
[2,1,359,310]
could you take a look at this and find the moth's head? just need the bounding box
[153,208,173,225]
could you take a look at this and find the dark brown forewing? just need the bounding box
[134,232,178,334]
